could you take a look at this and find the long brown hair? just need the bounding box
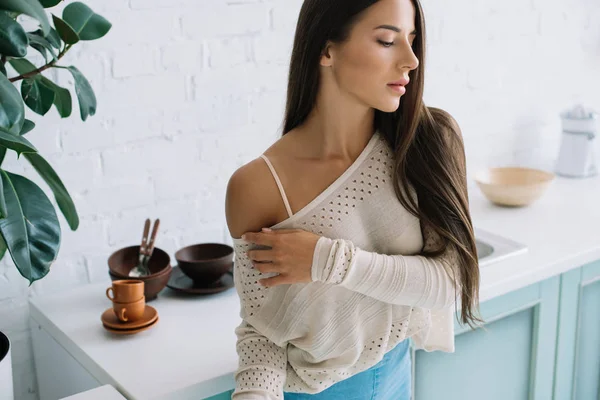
[281,0,484,330]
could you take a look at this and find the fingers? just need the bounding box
[253,261,278,274]
[247,249,274,262]
[259,275,287,288]
[242,231,273,246]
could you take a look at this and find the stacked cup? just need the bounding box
[106,280,145,322]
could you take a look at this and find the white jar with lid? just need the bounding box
[555,104,598,178]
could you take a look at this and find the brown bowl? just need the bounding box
[108,246,172,301]
[108,246,171,277]
[174,243,233,284]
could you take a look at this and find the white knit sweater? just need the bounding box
[231,130,461,399]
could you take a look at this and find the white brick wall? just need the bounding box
[1,0,599,398]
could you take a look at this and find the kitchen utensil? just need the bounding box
[109,270,170,302]
[174,243,233,284]
[108,245,171,301]
[166,265,234,295]
[143,219,160,267]
[112,296,146,323]
[101,306,158,330]
[129,219,151,277]
[102,317,159,335]
[555,104,598,178]
[106,280,144,303]
[474,167,554,207]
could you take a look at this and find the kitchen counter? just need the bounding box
[29,173,600,399]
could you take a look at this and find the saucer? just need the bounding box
[166,266,234,295]
[103,316,159,335]
[101,305,158,330]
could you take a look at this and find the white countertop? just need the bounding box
[29,172,600,399]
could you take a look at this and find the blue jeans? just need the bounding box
[284,339,412,400]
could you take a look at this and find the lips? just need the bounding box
[388,78,409,86]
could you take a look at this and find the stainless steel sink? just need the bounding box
[474,227,528,267]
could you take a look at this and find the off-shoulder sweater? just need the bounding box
[230,130,461,399]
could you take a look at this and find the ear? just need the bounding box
[319,41,334,67]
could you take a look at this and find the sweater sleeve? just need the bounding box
[310,220,461,310]
[231,239,288,399]
[231,320,288,400]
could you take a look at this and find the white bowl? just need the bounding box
[474,167,555,207]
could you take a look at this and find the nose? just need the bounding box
[396,41,419,71]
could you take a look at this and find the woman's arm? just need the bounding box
[232,319,288,399]
[311,218,461,310]
[226,161,291,399]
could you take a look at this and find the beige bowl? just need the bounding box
[474,167,555,207]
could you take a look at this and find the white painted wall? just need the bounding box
[1,0,599,398]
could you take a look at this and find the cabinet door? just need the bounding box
[411,275,560,400]
[554,260,600,400]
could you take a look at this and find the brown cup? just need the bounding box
[112,296,146,322]
[106,280,144,303]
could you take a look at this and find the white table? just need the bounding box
[30,173,600,399]
[30,283,240,400]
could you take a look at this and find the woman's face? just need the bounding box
[321,0,420,113]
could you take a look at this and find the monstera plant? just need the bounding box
[0,0,111,285]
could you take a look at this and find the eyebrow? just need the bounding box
[374,25,417,34]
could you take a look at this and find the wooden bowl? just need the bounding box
[174,243,233,284]
[474,167,555,207]
[108,246,170,277]
[108,246,172,300]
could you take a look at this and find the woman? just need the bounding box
[225,0,484,398]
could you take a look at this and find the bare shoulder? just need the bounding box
[225,136,294,240]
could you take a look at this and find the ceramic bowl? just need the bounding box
[108,246,172,300]
[174,243,233,284]
[474,167,555,207]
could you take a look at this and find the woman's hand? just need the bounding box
[242,228,321,287]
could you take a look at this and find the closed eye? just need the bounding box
[378,40,394,47]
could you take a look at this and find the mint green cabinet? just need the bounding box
[204,391,233,399]
[554,260,600,400]
[411,274,560,400]
[412,259,600,400]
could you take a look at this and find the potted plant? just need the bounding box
[0,0,111,397]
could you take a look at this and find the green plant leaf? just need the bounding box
[29,42,48,62]
[0,62,6,76]
[0,235,7,260]
[51,14,78,44]
[0,72,24,134]
[0,125,37,155]
[0,11,29,57]
[62,2,111,41]
[9,59,73,118]
[0,169,61,284]
[40,0,61,8]
[8,57,36,75]
[66,66,95,120]
[0,0,50,35]
[46,27,60,48]
[0,166,5,217]
[39,76,71,118]
[27,30,58,62]
[21,77,55,116]
[20,119,35,135]
[0,147,5,165]
[24,152,79,230]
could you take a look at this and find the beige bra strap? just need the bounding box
[260,154,293,218]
